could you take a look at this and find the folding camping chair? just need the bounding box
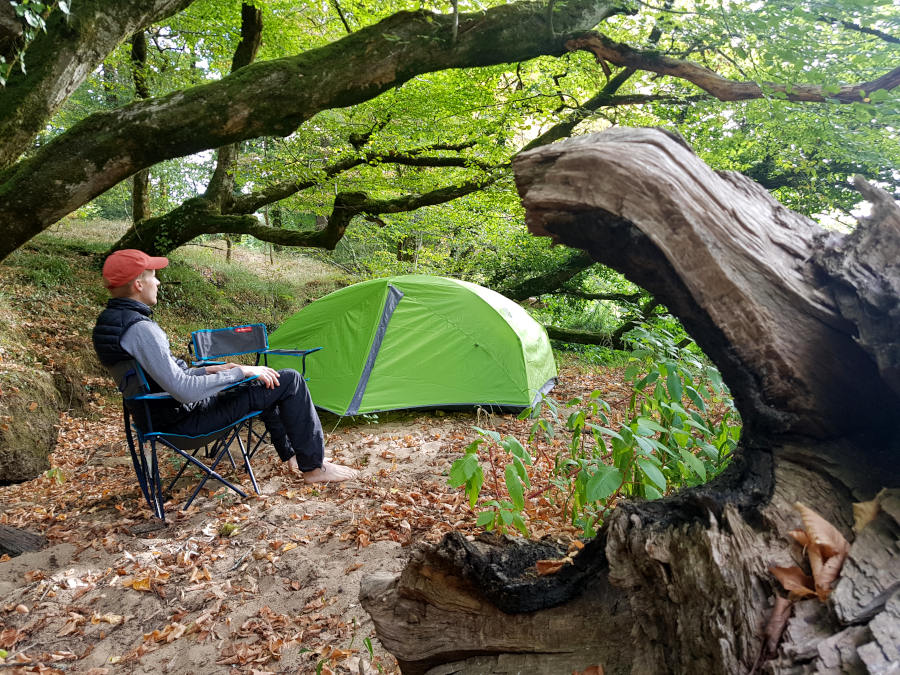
[188,323,322,459]
[119,360,262,521]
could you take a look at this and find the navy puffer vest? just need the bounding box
[92,297,154,367]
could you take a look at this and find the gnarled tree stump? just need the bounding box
[360,128,900,674]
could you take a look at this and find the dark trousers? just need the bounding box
[160,369,325,471]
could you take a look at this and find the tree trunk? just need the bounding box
[130,31,152,224]
[0,0,196,169]
[360,128,900,674]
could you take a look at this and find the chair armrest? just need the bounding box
[131,392,175,401]
[261,347,322,357]
[258,347,322,379]
[192,360,226,367]
[219,375,259,392]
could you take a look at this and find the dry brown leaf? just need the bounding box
[536,559,570,576]
[852,497,880,532]
[788,529,810,548]
[763,596,793,657]
[794,502,849,558]
[188,566,211,583]
[770,566,816,598]
[90,613,124,626]
[790,502,850,601]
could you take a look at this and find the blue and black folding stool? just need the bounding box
[189,323,321,459]
[119,360,262,520]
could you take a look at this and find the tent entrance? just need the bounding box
[347,285,404,415]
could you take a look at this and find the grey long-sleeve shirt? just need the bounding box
[120,320,244,404]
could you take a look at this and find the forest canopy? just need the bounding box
[0,0,897,306]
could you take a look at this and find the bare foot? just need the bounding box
[285,455,333,475]
[302,461,358,483]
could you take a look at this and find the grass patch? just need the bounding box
[0,221,353,406]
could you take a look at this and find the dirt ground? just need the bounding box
[1,389,603,675]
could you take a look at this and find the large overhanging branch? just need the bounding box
[567,33,900,103]
[218,177,496,250]
[114,175,499,255]
[0,0,627,263]
[232,147,497,214]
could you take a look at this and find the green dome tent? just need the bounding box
[265,275,557,415]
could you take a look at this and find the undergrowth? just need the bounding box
[449,326,741,537]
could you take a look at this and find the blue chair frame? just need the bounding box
[189,324,322,459]
[120,361,261,520]
[189,323,321,375]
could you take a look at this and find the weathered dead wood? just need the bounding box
[0,524,47,557]
[360,129,900,674]
[360,532,631,675]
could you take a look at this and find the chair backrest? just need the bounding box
[191,324,268,361]
[114,359,152,399]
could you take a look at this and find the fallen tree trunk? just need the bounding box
[360,128,900,674]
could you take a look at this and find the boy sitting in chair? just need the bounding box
[92,249,357,483]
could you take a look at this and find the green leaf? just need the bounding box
[448,453,478,487]
[502,435,530,464]
[512,455,531,489]
[636,457,667,492]
[585,465,622,502]
[666,369,683,402]
[512,513,529,537]
[683,418,713,436]
[624,362,641,380]
[505,463,525,511]
[466,467,483,508]
[635,370,659,390]
[476,510,495,527]
[635,435,655,456]
[685,386,706,413]
[588,424,623,441]
[635,417,667,435]
[642,483,663,500]
[473,426,500,442]
[679,448,707,481]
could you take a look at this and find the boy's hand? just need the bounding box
[239,365,280,388]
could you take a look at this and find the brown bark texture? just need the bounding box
[0,0,196,169]
[359,128,900,674]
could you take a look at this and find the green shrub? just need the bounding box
[449,325,741,538]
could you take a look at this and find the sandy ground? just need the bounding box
[0,408,491,674]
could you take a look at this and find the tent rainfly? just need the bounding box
[265,275,557,416]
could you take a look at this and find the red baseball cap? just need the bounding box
[102,249,169,288]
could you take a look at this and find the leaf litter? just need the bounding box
[0,365,639,674]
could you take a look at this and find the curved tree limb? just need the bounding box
[113,175,498,254]
[0,0,627,262]
[567,33,900,103]
[515,127,900,446]
[503,250,596,300]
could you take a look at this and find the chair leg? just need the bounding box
[234,430,260,495]
[148,441,166,520]
[125,423,166,520]
[167,431,249,510]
